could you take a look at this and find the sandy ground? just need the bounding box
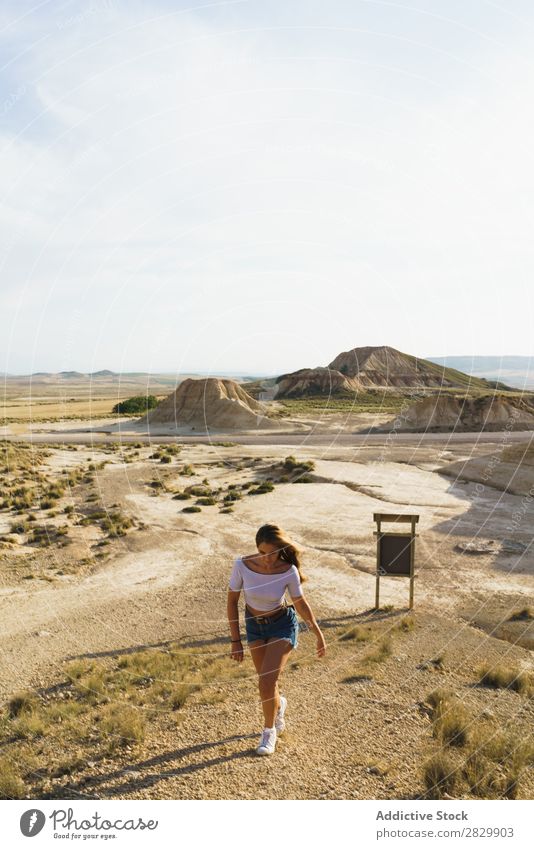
[0,408,403,437]
[1,434,533,799]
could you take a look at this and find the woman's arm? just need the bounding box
[293,594,326,657]
[227,589,244,662]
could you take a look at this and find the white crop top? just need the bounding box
[228,555,303,611]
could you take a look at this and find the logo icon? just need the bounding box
[20,810,46,837]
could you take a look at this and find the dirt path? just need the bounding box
[2,444,532,698]
[25,609,534,801]
[1,443,533,798]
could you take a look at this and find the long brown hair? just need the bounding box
[255,523,307,584]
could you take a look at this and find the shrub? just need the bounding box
[223,492,242,502]
[339,626,371,642]
[112,396,159,415]
[477,663,532,695]
[100,705,145,748]
[172,492,191,500]
[463,749,493,796]
[170,684,193,711]
[363,637,392,664]
[396,615,416,632]
[195,497,217,506]
[426,688,454,713]
[64,661,92,681]
[433,703,470,748]
[28,524,70,546]
[508,607,534,621]
[100,511,133,538]
[73,673,107,705]
[11,713,47,740]
[422,753,458,799]
[0,759,25,799]
[182,506,201,513]
[46,486,65,500]
[165,444,182,456]
[7,691,36,719]
[462,727,534,799]
[9,520,29,535]
[185,485,212,497]
[283,456,315,472]
[11,488,34,510]
[249,481,275,495]
[426,689,469,748]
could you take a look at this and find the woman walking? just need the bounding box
[227,523,326,755]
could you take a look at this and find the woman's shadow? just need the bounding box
[44,731,261,799]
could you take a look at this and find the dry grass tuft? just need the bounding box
[0,758,26,799]
[422,753,459,799]
[477,663,532,695]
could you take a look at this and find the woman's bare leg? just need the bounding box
[259,638,293,728]
[249,639,268,676]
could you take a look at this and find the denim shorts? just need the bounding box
[244,605,299,649]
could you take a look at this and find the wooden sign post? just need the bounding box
[373,513,419,610]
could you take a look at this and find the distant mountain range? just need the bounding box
[426,356,534,390]
[0,370,264,386]
[2,353,532,392]
[1,370,180,386]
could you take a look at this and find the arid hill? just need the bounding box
[139,377,279,432]
[274,367,363,398]
[437,440,534,497]
[376,393,534,433]
[274,345,509,397]
[328,345,453,387]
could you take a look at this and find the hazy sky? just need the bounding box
[1,0,534,375]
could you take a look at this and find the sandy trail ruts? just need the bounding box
[0,539,216,700]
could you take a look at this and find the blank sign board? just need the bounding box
[378,534,413,576]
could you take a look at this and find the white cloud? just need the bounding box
[1,0,533,372]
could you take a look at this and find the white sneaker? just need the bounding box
[256,727,277,755]
[275,695,287,733]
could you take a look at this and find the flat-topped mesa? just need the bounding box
[275,367,363,398]
[327,345,455,388]
[140,377,279,431]
[378,393,534,433]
